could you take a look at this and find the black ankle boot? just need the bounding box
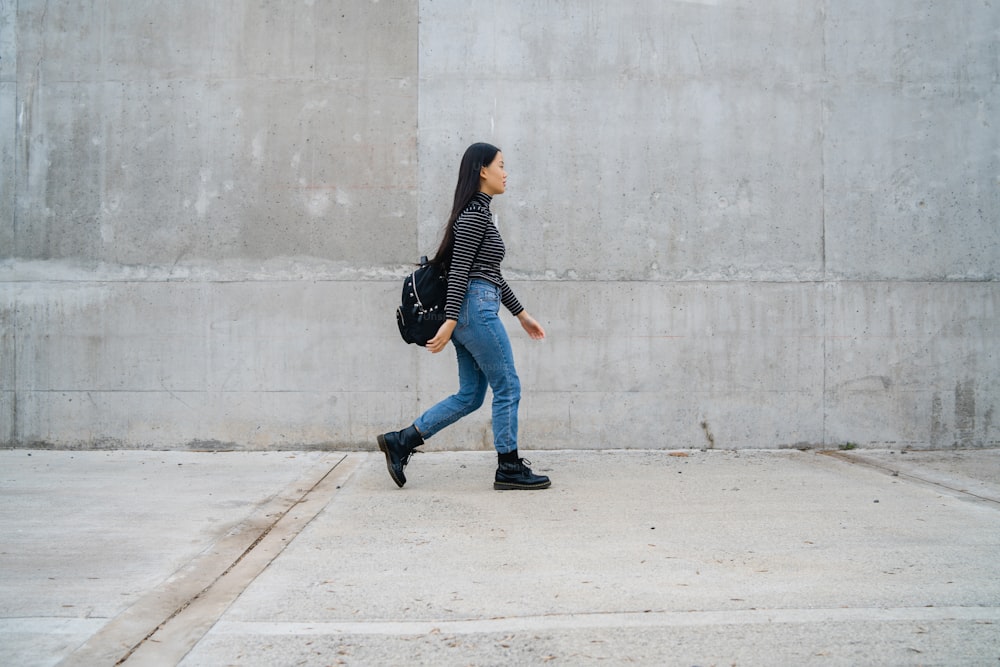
[494,456,551,490]
[377,425,423,488]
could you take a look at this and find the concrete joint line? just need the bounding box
[209,605,1000,637]
[58,453,364,667]
[822,451,1000,507]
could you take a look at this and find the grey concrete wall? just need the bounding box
[1,1,997,450]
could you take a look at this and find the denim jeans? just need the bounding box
[414,280,521,454]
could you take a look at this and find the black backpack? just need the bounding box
[396,256,448,346]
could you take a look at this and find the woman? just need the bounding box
[378,142,550,490]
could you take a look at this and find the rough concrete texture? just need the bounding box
[1,1,998,449]
[1,448,998,666]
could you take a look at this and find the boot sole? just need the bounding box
[376,434,405,488]
[494,480,552,490]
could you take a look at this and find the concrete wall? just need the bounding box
[1,1,997,450]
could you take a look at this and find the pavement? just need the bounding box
[1,447,999,667]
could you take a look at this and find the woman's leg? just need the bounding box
[413,339,488,439]
[454,280,549,489]
[379,341,486,488]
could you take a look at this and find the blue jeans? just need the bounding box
[414,280,521,454]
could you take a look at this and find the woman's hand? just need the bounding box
[517,312,546,340]
[426,319,457,353]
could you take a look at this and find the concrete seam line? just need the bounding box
[206,605,1000,636]
[54,453,354,667]
[118,453,365,666]
[821,450,1000,507]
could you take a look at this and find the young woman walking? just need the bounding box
[378,142,551,490]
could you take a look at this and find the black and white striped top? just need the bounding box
[445,192,524,320]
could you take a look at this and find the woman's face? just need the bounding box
[479,152,506,195]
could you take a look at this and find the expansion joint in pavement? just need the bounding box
[57,452,365,667]
[822,450,1000,507]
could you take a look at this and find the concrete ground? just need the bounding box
[1,447,998,666]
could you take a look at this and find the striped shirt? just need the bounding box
[445,192,524,320]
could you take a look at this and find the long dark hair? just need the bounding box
[430,142,501,268]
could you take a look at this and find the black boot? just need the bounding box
[377,425,424,488]
[494,452,551,490]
